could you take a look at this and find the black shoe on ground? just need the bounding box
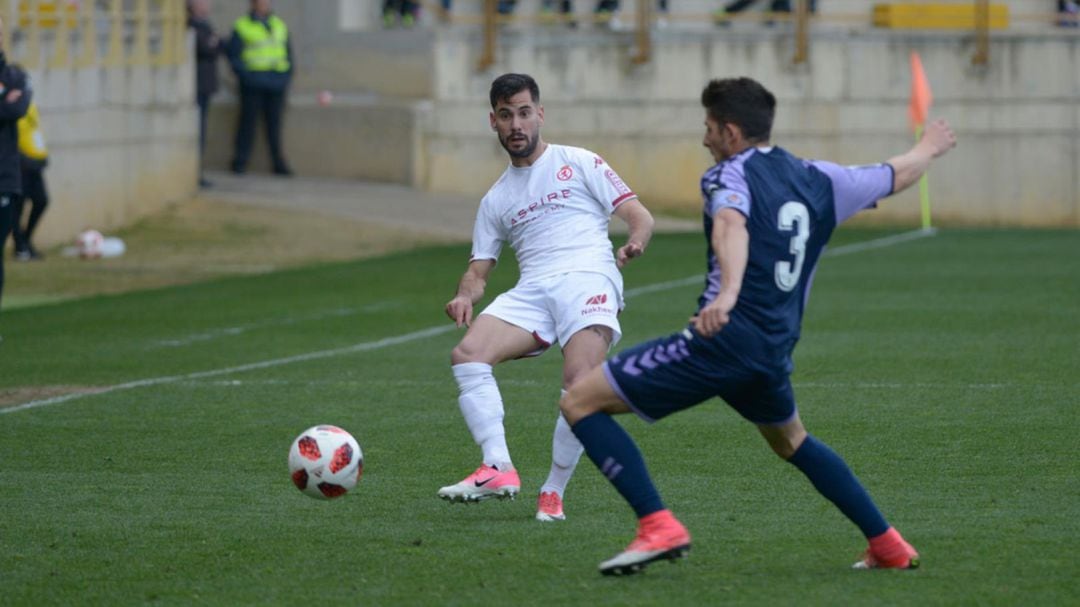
[15,246,44,261]
[272,165,294,177]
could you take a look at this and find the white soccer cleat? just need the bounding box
[437,464,521,503]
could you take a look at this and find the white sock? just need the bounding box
[540,392,583,497]
[452,362,513,470]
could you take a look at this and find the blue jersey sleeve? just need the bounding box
[807,160,894,224]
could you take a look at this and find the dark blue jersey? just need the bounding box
[698,146,893,373]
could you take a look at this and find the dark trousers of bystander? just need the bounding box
[0,192,15,308]
[231,86,288,175]
[725,0,815,13]
[197,92,211,154]
[12,167,47,255]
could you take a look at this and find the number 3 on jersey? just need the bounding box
[775,201,810,292]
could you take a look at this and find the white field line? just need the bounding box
[2,229,935,415]
[186,378,1038,391]
[2,325,455,415]
[152,303,398,348]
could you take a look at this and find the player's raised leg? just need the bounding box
[758,414,919,569]
[561,363,690,575]
[439,315,538,503]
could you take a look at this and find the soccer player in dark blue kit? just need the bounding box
[559,77,957,575]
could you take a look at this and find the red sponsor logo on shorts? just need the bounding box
[594,156,605,168]
[585,293,608,306]
[557,165,574,181]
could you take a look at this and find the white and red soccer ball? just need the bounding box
[288,425,363,499]
[77,229,105,259]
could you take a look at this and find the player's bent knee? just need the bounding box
[559,389,594,425]
[450,339,487,365]
[758,424,807,460]
[450,344,470,365]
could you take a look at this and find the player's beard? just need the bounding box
[500,131,538,160]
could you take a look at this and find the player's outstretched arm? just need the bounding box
[692,208,748,337]
[445,259,496,328]
[887,118,957,194]
[613,199,655,268]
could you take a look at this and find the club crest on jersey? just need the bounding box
[557,165,574,181]
[604,169,631,196]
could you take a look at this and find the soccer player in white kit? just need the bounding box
[438,73,655,522]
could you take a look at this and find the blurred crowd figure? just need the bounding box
[12,101,49,261]
[226,0,294,177]
[187,0,222,187]
[0,13,31,328]
[428,0,669,23]
[715,0,817,24]
[383,0,421,27]
[1060,1,1079,27]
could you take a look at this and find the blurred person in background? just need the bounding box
[0,15,32,327]
[188,0,222,187]
[382,0,421,27]
[715,0,816,25]
[226,0,293,177]
[12,100,47,261]
[1059,1,1079,27]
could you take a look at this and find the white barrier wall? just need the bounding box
[30,64,198,246]
[3,0,198,249]
[421,26,1080,227]
[200,0,1079,227]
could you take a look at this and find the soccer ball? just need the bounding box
[288,425,363,499]
[76,229,105,259]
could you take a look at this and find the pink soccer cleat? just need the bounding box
[599,510,691,576]
[535,491,566,522]
[437,464,520,503]
[852,527,920,570]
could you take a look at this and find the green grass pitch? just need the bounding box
[1,228,1078,605]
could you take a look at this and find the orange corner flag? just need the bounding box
[908,51,933,132]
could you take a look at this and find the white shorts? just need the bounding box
[479,272,623,356]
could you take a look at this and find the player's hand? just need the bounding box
[921,119,956,158]
[616,241,645,268]
[690,292,737,337]
[445,296,474,328]
[5,89,22,104]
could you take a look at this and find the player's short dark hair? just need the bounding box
[701,77,776,143]
[490,73,540,109]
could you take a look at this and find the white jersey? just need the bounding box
[471,144,637,290]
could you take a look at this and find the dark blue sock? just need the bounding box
[571,413,664,518]
[787,434,889,538]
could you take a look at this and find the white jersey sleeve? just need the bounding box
[470,193,506,263]
[576,150,638,214]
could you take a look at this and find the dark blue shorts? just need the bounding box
[602,326,797,425]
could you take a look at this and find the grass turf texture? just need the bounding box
[1,228,1078,605]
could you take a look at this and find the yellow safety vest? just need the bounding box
[234,14,290,73]
[17,102,47,161]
